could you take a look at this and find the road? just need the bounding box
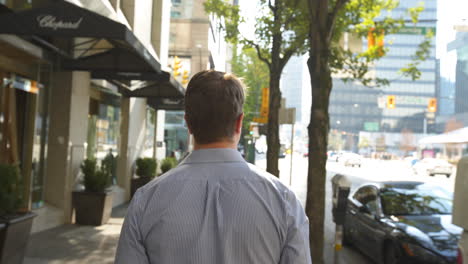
[255,153,456,264]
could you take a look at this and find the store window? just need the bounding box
[87,90,120,184]
[164,111,188,160]
[0,73,48,209]
[142,107,156,158]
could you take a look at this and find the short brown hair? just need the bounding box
[184,70,245,144]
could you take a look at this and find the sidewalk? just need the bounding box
[24,204,128,264]
[23,156,370,264]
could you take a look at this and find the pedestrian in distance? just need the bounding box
[115,70,312,264]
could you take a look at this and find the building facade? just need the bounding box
[374,0,438,134]
[444,31,468,127]
[327,0,438,153]
[0,0,181,233]
[165,0,231,156]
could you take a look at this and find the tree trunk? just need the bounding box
[305,51,332,264]
[266,73,281,176]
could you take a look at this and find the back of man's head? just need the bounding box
[184,70,245,144]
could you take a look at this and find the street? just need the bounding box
[255,153,456,264]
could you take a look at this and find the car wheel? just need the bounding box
[384,244,402,264]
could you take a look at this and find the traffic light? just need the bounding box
[368,28,384,56]
[428,98,437,113]
[173,56,181,77]
[182,70,189,85]
[387,95,396,109]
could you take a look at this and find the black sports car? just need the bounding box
[344,181,462,264]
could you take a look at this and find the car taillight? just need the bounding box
[458,247,463,264]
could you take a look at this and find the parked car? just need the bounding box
[344,181,462,264]
[331,151,347,162]
[342,153,362,167]
[412,158,453,178]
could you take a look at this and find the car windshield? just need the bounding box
[381,185,453,216]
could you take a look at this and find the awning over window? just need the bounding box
[0,0,184,98]
[124,78,185,110]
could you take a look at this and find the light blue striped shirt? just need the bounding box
[115,148,311,264]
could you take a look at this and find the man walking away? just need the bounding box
[115,70,312,264]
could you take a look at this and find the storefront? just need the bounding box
[0,0,184,231]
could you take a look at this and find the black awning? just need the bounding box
[0,1,163,80]
[125,76,185,100]
[147,97,184,111]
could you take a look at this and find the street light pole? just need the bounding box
[196,44,202,72]
[289,123,295,186]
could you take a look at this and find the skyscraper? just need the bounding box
[375,0,437,134]
[329,0,438,135]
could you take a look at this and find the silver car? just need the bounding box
[412,158,453,178]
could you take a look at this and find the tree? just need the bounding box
[204,0,308,176]
[306,0,430,263]
[230,47,270,138]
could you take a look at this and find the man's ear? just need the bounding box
[235,113,244,134]
[184,114,193,134]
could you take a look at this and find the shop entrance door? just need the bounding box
[0,73,39,210]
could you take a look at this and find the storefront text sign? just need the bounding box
[37,15,83,30]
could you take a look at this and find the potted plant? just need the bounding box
[72,159,113,226]
[0,163,36,264]
[131,157,157,198]
[160,157,178,174]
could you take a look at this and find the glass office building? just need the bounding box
[375,0,437,133]
[330,0,437,135]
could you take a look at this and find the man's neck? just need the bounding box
[193,140,237,150]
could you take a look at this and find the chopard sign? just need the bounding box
[36,15,83,30]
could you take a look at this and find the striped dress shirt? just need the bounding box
[115,148,312,264]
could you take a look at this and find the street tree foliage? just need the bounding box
[230,47,270,138]
[306,0,429,263]
[204,0,308,176]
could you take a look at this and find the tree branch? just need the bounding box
[327,0,351,41]
[281,0,301,27]
[268,0,275,12]
[279,39,304,70]
[244,39,272,69]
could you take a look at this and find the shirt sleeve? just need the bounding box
[115,190,150,264]
[279,190,312,264]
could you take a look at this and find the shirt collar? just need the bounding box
[179,148,245,165]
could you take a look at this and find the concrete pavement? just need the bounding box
[24,204,127,264]
[26,154,446,264]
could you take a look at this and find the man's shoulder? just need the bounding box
[136,162,294,203]
[244,163,294,196]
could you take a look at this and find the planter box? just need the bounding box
[0,212,36,264]
[131,177,151,198]
[72,191,113,226]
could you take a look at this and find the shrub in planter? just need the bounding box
[131,158,157,198]
[72,159,113,226]
[160,157,178,174]
[135,158,157,178]
[0,164,36,264]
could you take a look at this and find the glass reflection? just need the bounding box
[381,184,452,216]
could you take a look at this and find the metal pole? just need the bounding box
[334,225,343,264]
[289,123,294,186]
[153,110,158,160]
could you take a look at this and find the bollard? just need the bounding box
[331,174,351,264]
